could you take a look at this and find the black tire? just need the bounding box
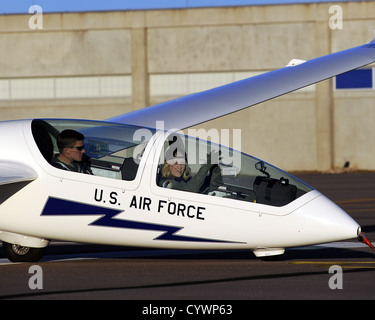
[2,241,45,262]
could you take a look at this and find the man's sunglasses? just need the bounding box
[69,145,85,151]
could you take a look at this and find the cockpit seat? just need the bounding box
[121,157,139,181]
[31,119,55,164]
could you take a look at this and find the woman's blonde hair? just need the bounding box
[161,162,191,181]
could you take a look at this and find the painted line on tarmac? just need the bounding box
[289,241,367,250]
[290,261,375,269]
[336,197,375,205]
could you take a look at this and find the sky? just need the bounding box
[0,0,368,15]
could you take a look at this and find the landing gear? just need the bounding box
[2,241,45,262]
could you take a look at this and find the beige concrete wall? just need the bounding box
[0,2,375,171]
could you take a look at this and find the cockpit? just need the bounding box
[156,132,313,206]
[31,119,313,207]
[31,119,154,181]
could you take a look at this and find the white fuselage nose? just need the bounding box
[290,193,360,247]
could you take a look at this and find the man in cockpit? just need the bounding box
[51,129,92,174]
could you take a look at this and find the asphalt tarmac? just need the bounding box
[0,172,374,301]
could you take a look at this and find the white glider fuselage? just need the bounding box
[0,119,360,258]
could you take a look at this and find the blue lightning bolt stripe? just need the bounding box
[41,197,238,243]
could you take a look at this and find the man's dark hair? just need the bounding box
[57,129,85,152]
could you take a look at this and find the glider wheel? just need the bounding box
[2,241,45,262]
